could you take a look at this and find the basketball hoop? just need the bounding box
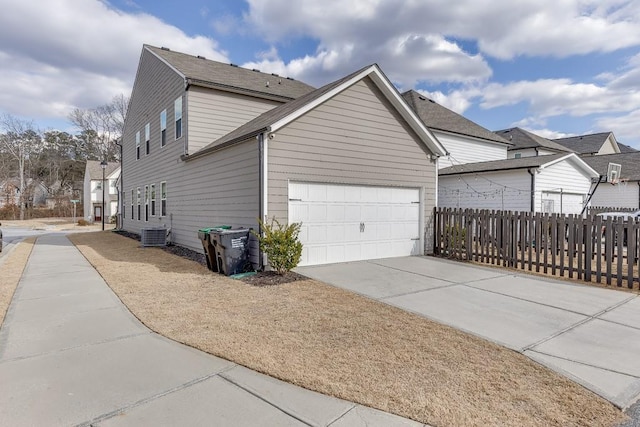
[607,162,622,185]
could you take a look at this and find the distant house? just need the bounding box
[83,161,120,223]
[494,127,572,159]
[553,132,621,156]
[121,45,446,267]
[402,90,510,169]
[582,152,640,210]
[439,153,599,215]
[0,179,48,208]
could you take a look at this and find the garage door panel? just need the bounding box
[289,182,421,266]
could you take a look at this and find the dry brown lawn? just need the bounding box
[0,239,35,325]
[69,231,626,427]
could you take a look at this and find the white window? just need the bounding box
[160,110,167,147]
[514,153,521,159]
[95,181,102,191]
[161,181,167,216]
[144,185,149,222]
[174,97,182,139]
[130,189,134,219]
[150,184,156,216]
[136,187,141,220]
[145,123,150,155]
[135,131,140,160]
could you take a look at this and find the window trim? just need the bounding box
[160,181,167,217]
[174,97,182,140]
[160,109,167,147]
[136,187,141,221]
[145,123,150,155]
[135,131,140,160]
[150,183,156,216]
[144,185,149,222]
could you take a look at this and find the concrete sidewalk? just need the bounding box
[0,235,424,427]
[299,256,640,410]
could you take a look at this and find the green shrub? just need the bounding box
[254,217,303,275]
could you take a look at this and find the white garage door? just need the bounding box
[289,182,422,266]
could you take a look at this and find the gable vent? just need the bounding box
[141,228,167,247]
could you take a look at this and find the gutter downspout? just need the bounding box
[528,168,535,212]
[258,131,269,269]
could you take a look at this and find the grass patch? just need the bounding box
[0,239,35,326]
[69,231,625,427]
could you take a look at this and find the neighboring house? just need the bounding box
[402,90,510,169]
[438,153,599,215]
[553,132,621,156]
[121,45,446,267]
[0,179,48,208]
[83,161,120,223]
[494,127,572,159]
[581,152,640,209]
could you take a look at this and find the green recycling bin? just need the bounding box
[197,226,231,271]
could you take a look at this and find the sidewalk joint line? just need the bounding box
[378,283,460,300]
[218,371,314,426]
[76,367,236,427]
[527,349,640,379]
[327,404,357,426]
[522,295,637,352]
[0,332,150,364]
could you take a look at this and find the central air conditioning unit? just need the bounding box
[141,228,167,247]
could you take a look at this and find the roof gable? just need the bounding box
[145,45,315,101]
[553,132,620,155]
[402,90,510,145]
[440,153,598,178]
[189,64,447,160]
[85,161,120,180]
[494,127,572,153]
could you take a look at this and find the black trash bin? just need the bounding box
[198,226,231,271]
[210,228,252,275]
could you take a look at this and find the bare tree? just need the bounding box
[68,94,129,161]
[0,114,42,220]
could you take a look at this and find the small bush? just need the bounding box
[77,219,89,226]
[253,217,303,275]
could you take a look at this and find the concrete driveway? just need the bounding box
[0,235,423,427]
[298,256,640,409]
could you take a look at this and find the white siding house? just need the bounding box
[83,161,120,223]
[581,152,640,210]
[439,154,599,215]
[401,90,510,169]
[121,46,446,267]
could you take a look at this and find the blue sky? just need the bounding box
[1,0,640,147]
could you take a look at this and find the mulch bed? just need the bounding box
[112,229,305,286]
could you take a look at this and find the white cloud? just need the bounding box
[244,0,640,61]
[523,128,576,140]
[596,110,640,146]
[0,0,227,122]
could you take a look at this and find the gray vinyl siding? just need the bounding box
[122,49,260,262]
[267,77,438,254]
[170,139,260,258]
[187,86,279,153]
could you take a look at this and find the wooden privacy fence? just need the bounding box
[434,208,640,289]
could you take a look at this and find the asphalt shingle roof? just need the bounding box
[402,90,510,145]
[553,132,614,155]
[580,152,640,181]
[146,45,315,101]
[86,161,119,180]
[617,143,637,153]
[439,153,568,176]
[494,128,572,153]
